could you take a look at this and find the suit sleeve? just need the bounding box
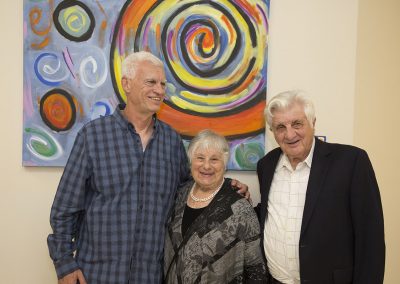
[350,149,385,283]
[254,159,264,218]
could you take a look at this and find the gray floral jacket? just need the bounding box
[164,178,267,283]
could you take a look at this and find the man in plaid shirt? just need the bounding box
[47,52,247,284]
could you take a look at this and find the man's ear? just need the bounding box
[121,76,130,93]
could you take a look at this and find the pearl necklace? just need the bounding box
[190,178,225,202]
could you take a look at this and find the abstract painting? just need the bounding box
[23,0,269,170]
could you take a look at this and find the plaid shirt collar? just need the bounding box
[113,103,159,133]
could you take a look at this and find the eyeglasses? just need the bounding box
[144,79,167,90]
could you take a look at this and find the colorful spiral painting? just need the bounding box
[23,0,269,170]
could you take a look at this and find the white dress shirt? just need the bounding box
[264,140,315,284]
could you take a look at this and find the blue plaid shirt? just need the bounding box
[48,106,190,284]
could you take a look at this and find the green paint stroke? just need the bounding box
[234,142,264,170]
[25,127,58,157]
[60,6,90,37]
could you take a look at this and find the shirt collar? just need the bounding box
[277,138,315,171]
[113,103,159,132]
[304,138,315,167]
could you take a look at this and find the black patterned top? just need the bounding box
[164,178,267,283]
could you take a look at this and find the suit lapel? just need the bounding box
[301,138,332,236]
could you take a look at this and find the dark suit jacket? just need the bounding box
[256,138,385,284]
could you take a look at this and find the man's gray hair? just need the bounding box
[188,129,230,167]
[121,51,164,79]
[265,90,316,127]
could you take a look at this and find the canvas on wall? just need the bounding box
[23,0,269,170]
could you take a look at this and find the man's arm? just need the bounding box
[178,139,191,185]
[350,149,385,283]
[47,131,92,279]
[231,179,251,201]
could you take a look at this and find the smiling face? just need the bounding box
[271,103,315,169]
[191,147,225,191]
[122,60,166,116]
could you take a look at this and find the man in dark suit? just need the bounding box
[256,90,385,284]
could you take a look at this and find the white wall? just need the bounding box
[354,0,400,283]
[1,0,399,283]
[229,0,359,205]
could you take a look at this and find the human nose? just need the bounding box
[285,126,297,139]
[202,159,211,169]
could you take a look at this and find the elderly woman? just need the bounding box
[164,129,267,283]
